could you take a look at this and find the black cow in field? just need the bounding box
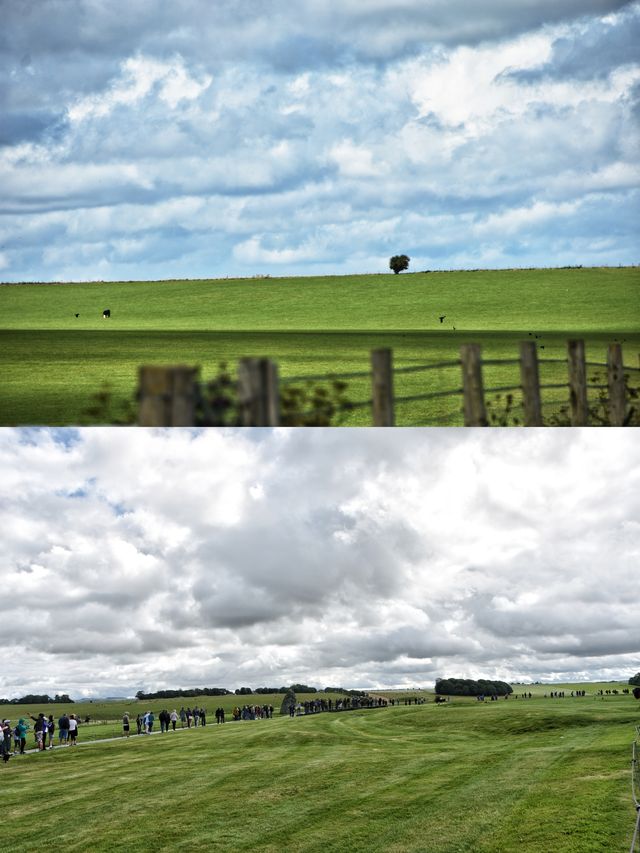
[103,309,111,319]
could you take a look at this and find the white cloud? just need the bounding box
[233,236,323,264]
[329,140,385,178]
[0,428,638,697]
[68,55,212,121]
[0,1,638,279]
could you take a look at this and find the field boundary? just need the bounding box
[137,339,639,427]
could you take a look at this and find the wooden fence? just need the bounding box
[137,340,638,427]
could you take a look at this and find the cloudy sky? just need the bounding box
[0,427,638,698]
[1,0,638,282]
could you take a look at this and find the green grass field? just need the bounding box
[1,267,638,425]
[1,684,637,852]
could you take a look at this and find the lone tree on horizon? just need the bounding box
[389,254,410,274]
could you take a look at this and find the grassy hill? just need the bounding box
[0,685,637,851]
[1,267,638,425]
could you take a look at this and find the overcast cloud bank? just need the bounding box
[0,428,638,697]
[0,0,638,281]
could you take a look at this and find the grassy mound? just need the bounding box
[0,688,636,851]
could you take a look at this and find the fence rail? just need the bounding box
[137,339,639,427]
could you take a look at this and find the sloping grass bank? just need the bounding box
[0,693,636,852]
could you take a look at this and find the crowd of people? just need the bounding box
[232,704,273,720]
[126,706,201,735]
[0,712,81,761]
[123,705,220,735]
[287,695,389,717]
[0,694,394,761]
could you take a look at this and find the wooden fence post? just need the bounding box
[238,358,279,426]
[519,341,542,426]
[607,343,625,426]
[264,359,280,427]
[460,344,487,426]
[371,348,394,426]
[567,340,588,426]
[138,366,198,426]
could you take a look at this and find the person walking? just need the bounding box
[28,713,46,750]
[136,714,142,735]
[170,710,178,731]
[16,719,29,754]
[1,720,12,763]
[160,710,169,733]
[47,715,55,749]
[123,713,130,738]
[58,712,70,745]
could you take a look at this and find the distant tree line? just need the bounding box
[228,684,368,696]
[135,687,232,700]
[232,686,316,696]
[135,684,369,700]
[0,693,73,705]
[435,678,513,697]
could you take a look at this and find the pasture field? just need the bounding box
[0,686,637,852]
[1,267,638,425]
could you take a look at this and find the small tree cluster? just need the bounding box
[135,687,232,700]
[389,254,410,274]
[435,677,513,697]
[0,693,73,704]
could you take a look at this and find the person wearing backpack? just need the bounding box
[16,719,29,754]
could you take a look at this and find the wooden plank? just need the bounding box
[138,366,197,426]
[371,348,394,426]
[238,358,279,426]
[460,344,487,426]
[607,343,625,426]
[567,340,588,426]
[519,341,542,426]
